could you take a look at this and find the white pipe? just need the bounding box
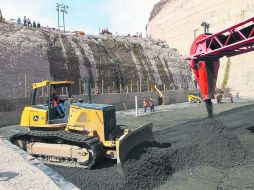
[135,96,138,117]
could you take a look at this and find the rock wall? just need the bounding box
[147,0,254,97]
[0,23,50,99]
[0,22,191,99]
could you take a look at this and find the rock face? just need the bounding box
[148,0,170,22]
[0,23,50,99]
[147,0,254,97]
[0,22,191,99]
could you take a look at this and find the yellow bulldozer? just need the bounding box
[10,80,153,168]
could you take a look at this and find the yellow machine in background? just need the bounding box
[188,92,202,103]
[11,80,153,168]
[150,85,169,105]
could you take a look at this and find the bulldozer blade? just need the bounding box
[116,123,154,166]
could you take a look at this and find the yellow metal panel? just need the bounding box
[33,124,65,128]
[20,107,31,127]
[116,123,154,164]
[28,107,48,126]
[32,80,49,89]
[32,80,74,89]
[103,140,115,147]
[152,85,164,97]
[21,107,65,128]
[67,106,82,125]
[67,106,105,142]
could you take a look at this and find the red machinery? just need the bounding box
[188,16,254,117]
[100,28,112,35]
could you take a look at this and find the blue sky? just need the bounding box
[0,0,159,35]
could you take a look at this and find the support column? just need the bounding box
[102,80,104,94]
[24,74,27,98]
[131,81,133,93]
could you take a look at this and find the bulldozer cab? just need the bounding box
[21,80,74,127]
[33,80,73,123]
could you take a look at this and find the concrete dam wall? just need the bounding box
[0,90,190,127]
[0,22,191,100]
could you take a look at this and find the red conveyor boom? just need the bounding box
[188,16,254,117]
[190,16,254,59]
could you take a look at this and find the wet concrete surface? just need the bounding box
[1,100,254,190]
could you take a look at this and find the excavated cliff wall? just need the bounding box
[0,22,191,99]
[147,0,254,97]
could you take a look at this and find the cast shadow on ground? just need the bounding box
[0,171,19,181]
[93,158,116,169]
[247,126,254,133]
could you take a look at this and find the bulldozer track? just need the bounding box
[10,130,105,169]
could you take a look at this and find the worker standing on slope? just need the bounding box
[23,16,27,26]
[236,92,239,99]
[17,17,21,25]
[229,93,233,103]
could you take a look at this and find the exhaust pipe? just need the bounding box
[86,79,92,104]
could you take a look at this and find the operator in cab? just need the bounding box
[50,87,65,118]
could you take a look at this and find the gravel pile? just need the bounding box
[120,119,252,190]
[193,119,250,168]
[121,142,199,190]
[49,118,253,190]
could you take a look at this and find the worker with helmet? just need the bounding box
[149,99,155,112]
[143,98,148,113]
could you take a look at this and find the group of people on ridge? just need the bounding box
[17,16,40,28]
[143,98,155,113]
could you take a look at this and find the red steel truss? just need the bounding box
[190,16,254,60]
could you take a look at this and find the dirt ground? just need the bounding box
[0,138,61,190]
[1,99,254,190]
